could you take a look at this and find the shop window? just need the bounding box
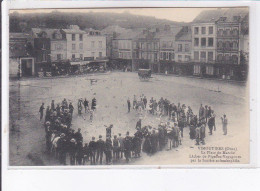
[194,65,200,74]
[206,66,214,75]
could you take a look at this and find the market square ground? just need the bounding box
[9,72,249,166]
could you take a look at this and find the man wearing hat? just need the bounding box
[96,135,105,165]
[106,125,113,138]
[123,132,132,163]
[39,103,45,121]
[89,137,97,165]
[136,119,142,131]
[74,128,83,143]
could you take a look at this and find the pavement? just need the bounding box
[9,72,249,166]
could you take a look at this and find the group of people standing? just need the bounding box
[39,93,228,165]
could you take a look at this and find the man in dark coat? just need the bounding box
[69,102,74,116]
[208,115,214,135]
[124,132,132,163]
[84,98,89,113]
[96,135,105,165]
[127,98,131,113]
[136,119,142,130]
[143,96,147,108]
[106,124,113,138]
[39,103,45,120]
[105,137,113,164]
[88,137,97,165]
[91,97,97,111]
[74,128,83,143]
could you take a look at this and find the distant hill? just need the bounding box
[9,10,189,33]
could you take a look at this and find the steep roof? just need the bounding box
[175,26,192,41]
[155,26,182,40]
[192,8,248,23]
[101,25,129,35]
[31,28,60,38]
[115,29,141,40]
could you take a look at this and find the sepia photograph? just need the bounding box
[8,7,250,166]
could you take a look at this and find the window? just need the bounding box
[209,26,213,34]
[217,54,223,61]
[201,38,206,47]
[218,29,223,36]
[206,66,214,75]
[178,44,182,52]
[230,69,234,77]
[208,38,214,47]
[194,65,200,75]
[163,52,166,60]
[99,52,102,57]
[208,52,214,61]
[194,51,199,61]
[232,55,238,64]
[72,34,75,41]
[72,44,76,50]
[232,28,238,36]
[226,41,231,49]
[194,38,199,46]
[224,54,230,61]
[79,43,83,50]
[226,29,231,36]
[233,41,238,49]
[218,41,223,48]
[72,54,75,59]
[57,54,62,60]
[178,55,182,61]
[185,44,190,52]
[99,41,102,48]
[166,52,169,60]
[91,41,95,48]
[185,55,191,61]
[42,53,47,61]
[200,51,206,62]
[42,43,46,49]
[79,34,83,41]
[201,27,206,34]
[194,27,199,34]
[80,54,83,60]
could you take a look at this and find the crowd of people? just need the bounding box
[39,94,228,165]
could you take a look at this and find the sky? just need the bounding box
[10,8,220,22]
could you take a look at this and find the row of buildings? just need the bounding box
[9,8,249,81]
[111,8,249,80]
[10,25,107,77]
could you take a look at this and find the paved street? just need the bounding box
[9,72,249,166]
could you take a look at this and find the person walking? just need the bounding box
[84,98,89,113]
[113,135,119,160]
[221,114,228,135]
[91,97,97,111]
[39,103,45,120]
[118,133,124,158]
[127,98,131,113]
[143,96,147,109]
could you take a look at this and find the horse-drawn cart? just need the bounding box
[138,69,152,80]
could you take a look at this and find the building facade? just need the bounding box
[132,30,160,72]
[62,25,85,61]
[83,29,106,59]
[9,33,34,77]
